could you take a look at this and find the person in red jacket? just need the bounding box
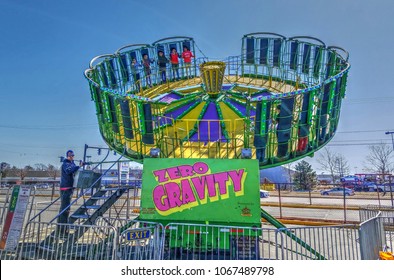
[170,48,180,80]
[182,46,194,78]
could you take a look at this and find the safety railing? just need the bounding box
[359,214,384,260]
[260,183,394,223]
[382,216,394,254]
[276,225,360,260]
[18,221,118,260]
[28,148,126,225]
[360,205,394,222]
[95,218,165,260]
[163,223,278,260]
[117,220,165,260]
[2,214,391,260]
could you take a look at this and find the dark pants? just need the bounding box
[160,67,167,82]
[172,64,180,79]
[134,74,141,92]
[58,188,73,231]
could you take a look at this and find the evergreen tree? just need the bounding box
[293,160,318,190]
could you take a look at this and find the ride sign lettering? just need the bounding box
[152,162,246,216]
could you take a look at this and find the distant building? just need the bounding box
[317,174,335,184]
[260,166,293,184]
[1,170,59,184]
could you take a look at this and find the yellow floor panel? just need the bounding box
[116,74,301,160]
[218,102,245,135]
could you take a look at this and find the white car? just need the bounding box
[34,183,50,189]
[260,190,270,198]
[340,175,359,182]
[321,187,355,196]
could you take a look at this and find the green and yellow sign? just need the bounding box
[140,159,261,226]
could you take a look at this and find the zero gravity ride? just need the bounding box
[84,32,350,167]
[83,32,350,259]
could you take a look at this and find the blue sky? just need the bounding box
[1,0,393,172]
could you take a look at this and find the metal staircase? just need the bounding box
[37,184,128,258]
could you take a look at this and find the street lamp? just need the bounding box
[385,131,394,151]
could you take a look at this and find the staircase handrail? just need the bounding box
[28,148,125,223]
[48,148,126,223]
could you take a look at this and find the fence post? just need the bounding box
[277,183,282,219]
[343,184,347,224]
[389,176,394,208]
[51,183,55,201]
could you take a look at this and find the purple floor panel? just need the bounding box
[221,84,233,90]
[154,100,198,127]
[189,102,227,143]
[226,98,256,116]
[158,92,182,104]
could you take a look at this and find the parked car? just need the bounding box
[321,187,355,196]
[353,182,373,192]
[340,175,359,183]
[380,183,394,193]
[34,183,50,189]
[363,182,377,192]
[260,189,270,198]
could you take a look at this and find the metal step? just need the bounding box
[38,244,56,253]
[90,196,113,200]
[101,187,120,192]
[81,205,100,210]
[70,214,90,219]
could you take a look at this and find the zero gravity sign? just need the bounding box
[141,159,261,225]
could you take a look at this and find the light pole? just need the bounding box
[385,131,394,151]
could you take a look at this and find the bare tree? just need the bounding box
[365,143,393,174]
[17,166,30,181]
[47,164,59,180]
[34,163,48,171]
[317,148,339,183]
[317,148,350,182]
[334,154,350,178]
[24,165,34,171]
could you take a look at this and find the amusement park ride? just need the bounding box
[11,32,350,260]
[80,32,350,259]
[85,33,350,167]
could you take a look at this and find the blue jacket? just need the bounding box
[60,159,80,189]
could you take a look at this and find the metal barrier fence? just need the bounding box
[0,188,12,226]
[95,217,164,260]
[117,221,164,260]
[359,215,384,260]
[1,184,392,260]
[162,223,361,260]
[358,215,394,260]
[382,216,394,253]
[1,218,392,260]
[359,205,394,222]
[276,225,360,260]
[163,223,278,260]
[261,183,394,223]
[0,221,117,260]
[18,221,118,260]
[0,219,164,260]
